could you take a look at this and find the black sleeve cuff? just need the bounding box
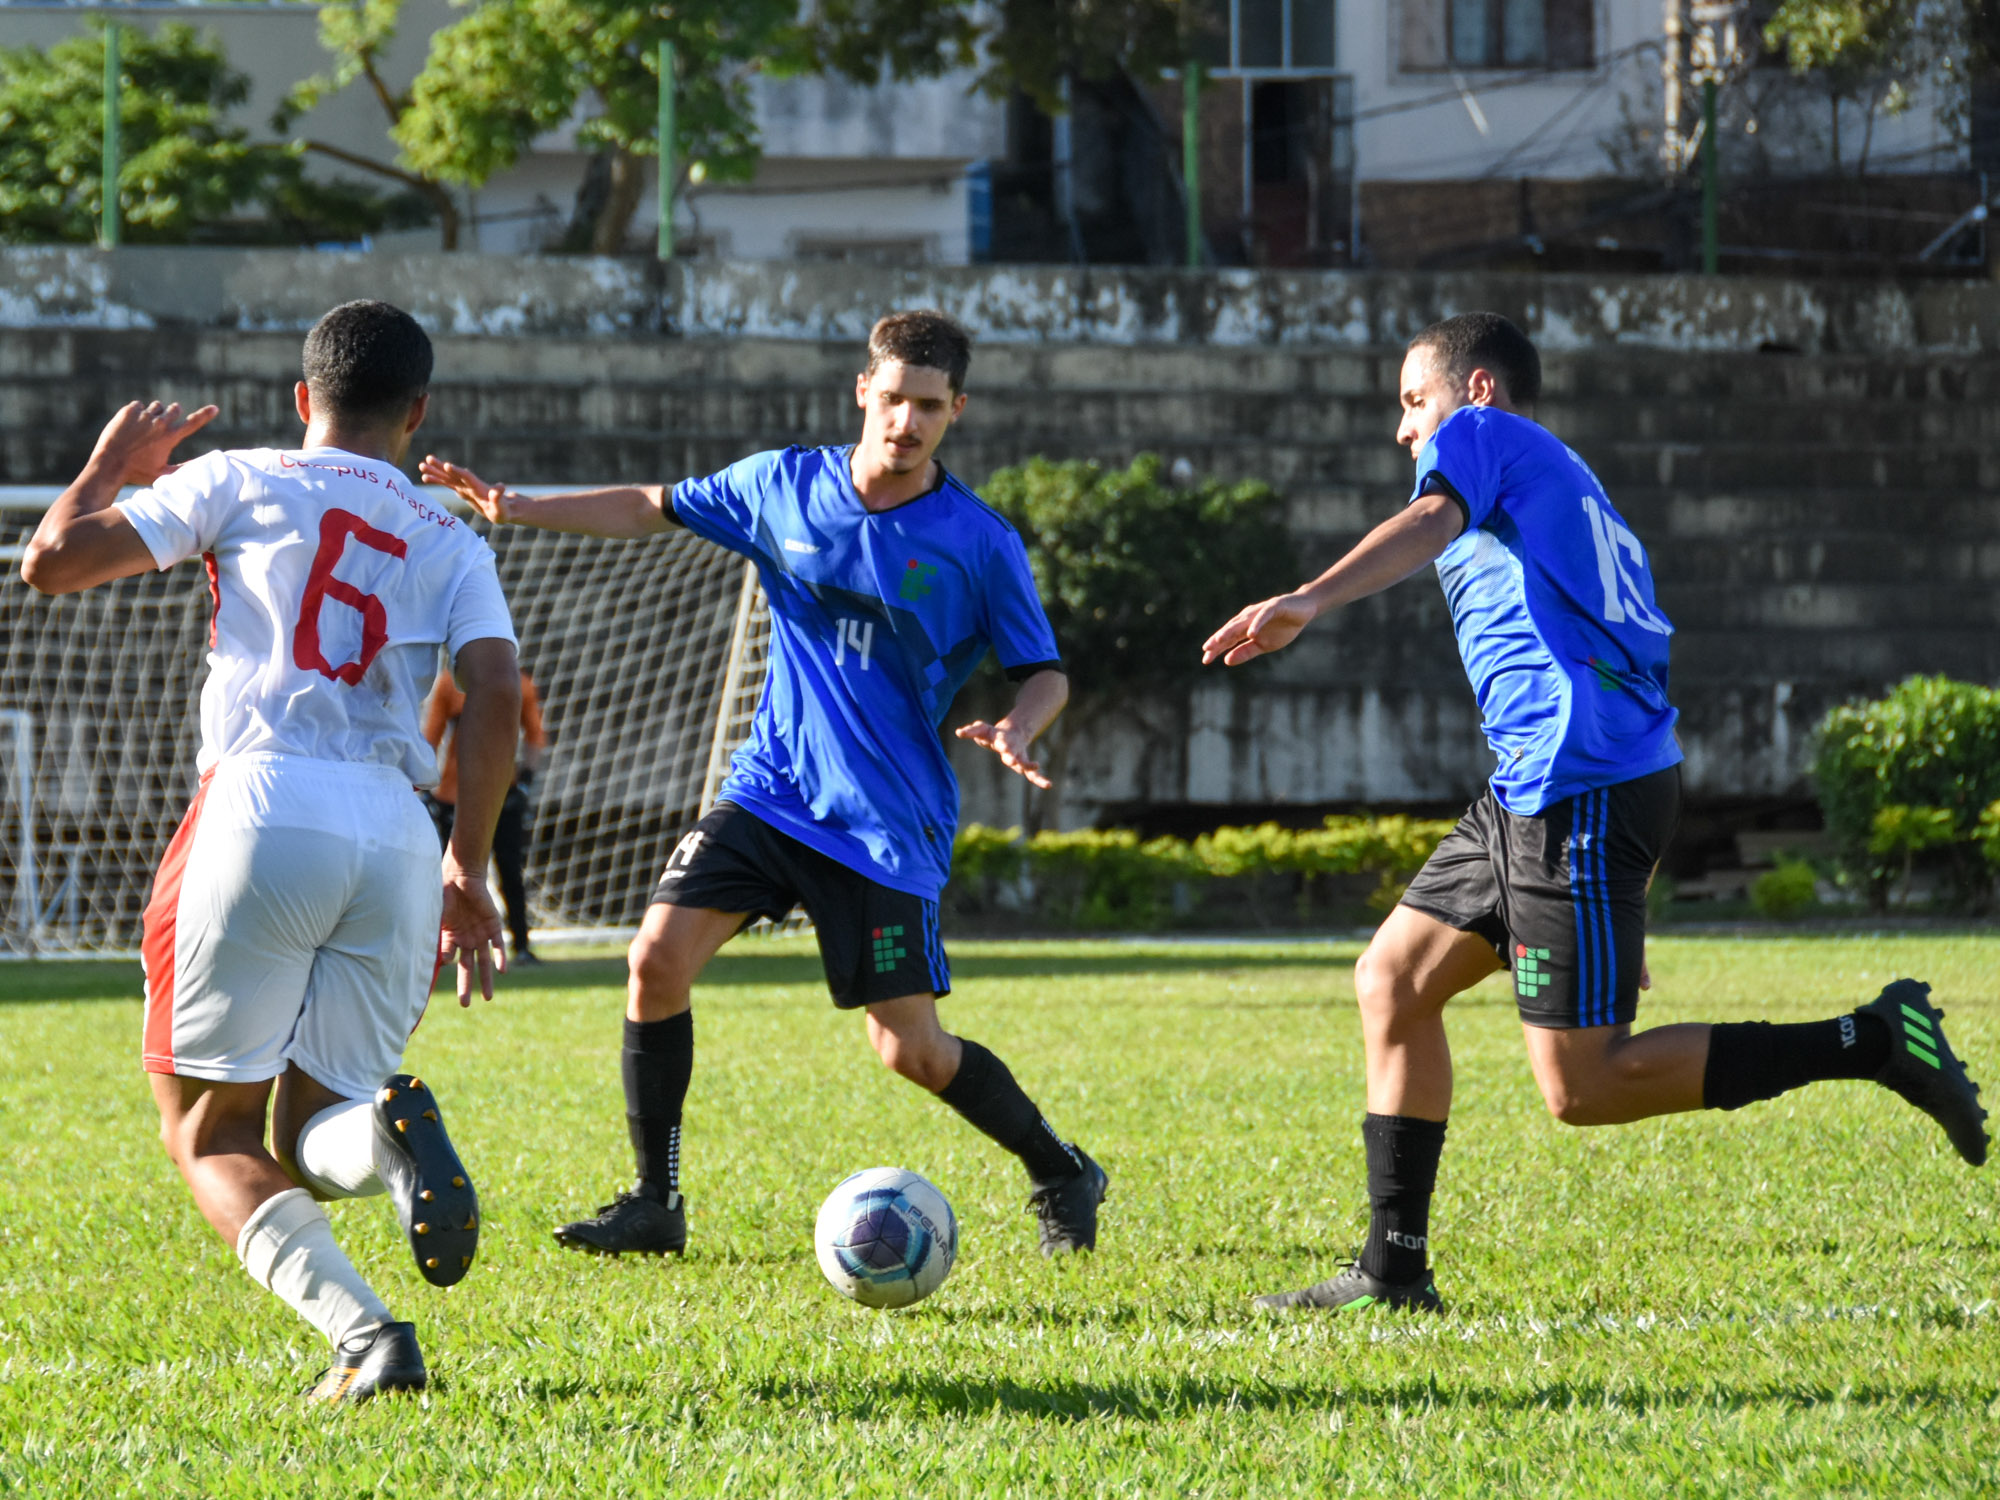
[659,488,686,529]
[1004,659,1064,682]
[1419,471,1471,534]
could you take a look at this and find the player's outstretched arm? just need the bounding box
[955,669,1069,789]
[21,399,219,595]
[418,456,671,539]
[1200,492,1464,667]
[439,637,522,1005]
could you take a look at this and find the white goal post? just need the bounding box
[0,487,772,958]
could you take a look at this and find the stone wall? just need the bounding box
[5,250,1997,835]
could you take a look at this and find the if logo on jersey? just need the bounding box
[899,559,938,601]
[871,925,907,974]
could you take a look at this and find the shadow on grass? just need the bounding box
[0,961,141,1005]
[743,1370,1972,1423]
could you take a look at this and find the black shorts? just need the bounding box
[1400,765,1681,1030]
[649,801,950,1009]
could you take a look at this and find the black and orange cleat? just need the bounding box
[372,1074,480,1287]
[307,1321,427,1404]
[1860,979,1989,1166]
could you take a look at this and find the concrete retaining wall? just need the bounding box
[4,250,1995,832]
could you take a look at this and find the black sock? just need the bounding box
[623,1012,693,1196]
[936,1038,1081,1182]
[1702,1013,1889,1111]
[1358,1113,1448,1285]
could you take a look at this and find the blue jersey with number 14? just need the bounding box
[1413,406,1681,816]
[672,446,1060,898]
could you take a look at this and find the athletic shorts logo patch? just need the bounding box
[1515,943,1552,1000]
[871,924,907,973]
[899,560,938,601]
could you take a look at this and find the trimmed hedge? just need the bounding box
[949,816,1456,931]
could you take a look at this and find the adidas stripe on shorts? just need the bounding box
[141,754,444,1098]
[1399,765,1681,1029]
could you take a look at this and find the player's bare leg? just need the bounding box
[1258,906,1498,1314]
[1355,904,1505,1121]
[152,1073,420,1400]
[1521,1021,1710,1125]
[866,990,1108,1255]
[555,902,747,1256]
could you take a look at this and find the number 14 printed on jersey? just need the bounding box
[834,617,875,671]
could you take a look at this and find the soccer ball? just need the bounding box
[813,1167,957,1309]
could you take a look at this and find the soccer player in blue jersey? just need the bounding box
[1204,312,1987,1314]
[419,311,1108,1258]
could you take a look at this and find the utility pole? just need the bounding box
[1183,61,1203,269]
[100,22,121,249]
[657,39,675,261]
[1701,76,1719,274]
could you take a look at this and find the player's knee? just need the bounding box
[626,933,693,1012]
[1353,945,1417,1027]
[871,1027,954,1090]
[1536,1064,1615,1126]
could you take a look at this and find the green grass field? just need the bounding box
[1,934,1995,1497]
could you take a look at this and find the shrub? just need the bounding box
[1811,676,2000,908]
[1750,858,1818,920]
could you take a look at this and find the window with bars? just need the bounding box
[1400,0,1594,71]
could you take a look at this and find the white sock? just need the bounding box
[294,1099,385,1199]
[236,1187,391,1346]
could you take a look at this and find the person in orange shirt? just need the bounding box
[423,668,547,964]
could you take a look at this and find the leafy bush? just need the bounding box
[979,455,1290,703]
[1811,676,2000,908]
[1750,859,1818,920]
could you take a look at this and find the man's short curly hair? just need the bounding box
[866,309,972,392]
[1408,311,1541,407]
[301,300,433,422]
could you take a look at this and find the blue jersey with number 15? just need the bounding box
[672,446,1061,898]
[1413,406,1681,815]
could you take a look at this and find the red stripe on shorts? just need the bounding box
[141,773,213,1075]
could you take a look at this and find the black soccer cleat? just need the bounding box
[1027,1147,1109,1256]
[372,1074,480,1288]
[1254,1261,1442,1315]
[553,1182,687,1256]
[307,1320,427,1404]
[1860,979,1989,1167]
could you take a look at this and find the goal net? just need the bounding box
[0,488,771,957]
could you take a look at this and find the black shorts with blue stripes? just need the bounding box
[1399,765,1681,1029]
[649,800,950,1009]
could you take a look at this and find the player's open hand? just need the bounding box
[1201,592,1318,667]
[438,868,507,1006]
[91,400,220,488]
[955,719,1053,789]
[419,455,514,524]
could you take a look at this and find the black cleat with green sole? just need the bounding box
[372,1074,480,1287]
[307,1320,427,1404]
[1860,979,1989,1166]
[1254,1261,1442,1315]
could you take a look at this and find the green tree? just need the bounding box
[1763,0,1954,172]
[277,0,463,248]
[0,21,360,244]
[978,453,1289,818]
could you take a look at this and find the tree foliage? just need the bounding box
[978,453,1289,705]
[1762,0,1980,169]
[0,22,392,245]
[290,0,1199,251]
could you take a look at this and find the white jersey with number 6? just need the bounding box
[117,445,517,787]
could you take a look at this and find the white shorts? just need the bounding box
[141,754,444,1099]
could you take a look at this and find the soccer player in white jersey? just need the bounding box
[20,301,522,1403]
